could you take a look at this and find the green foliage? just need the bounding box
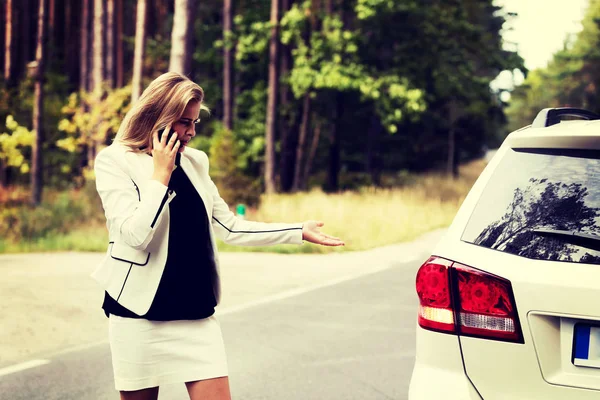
[280,2,426,134]
[0,181,104,243]
[208,126,262,206]
[58,86,132,150]
[0,0,523,209]
[233,81,268,169]
[0,116,34,173]
[234,18,272,67]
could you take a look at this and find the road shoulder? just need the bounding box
[0,228,446,366]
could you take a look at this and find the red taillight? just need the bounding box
[415,257,523,343]
[416,257,455,333]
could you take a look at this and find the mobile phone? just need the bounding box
[157,127,177,142]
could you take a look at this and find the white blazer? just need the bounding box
[91,142,303,316]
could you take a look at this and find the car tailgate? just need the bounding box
[438,240,600,399]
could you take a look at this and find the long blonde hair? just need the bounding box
[115,72,208,152]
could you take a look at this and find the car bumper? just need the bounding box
[408,325,482,400]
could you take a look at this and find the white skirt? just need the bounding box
[108,314,229,391]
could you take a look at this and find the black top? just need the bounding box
[102,155,217,320]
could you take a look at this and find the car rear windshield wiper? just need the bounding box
[531,228,600,252]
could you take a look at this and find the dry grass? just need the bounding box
[219,159,486,253]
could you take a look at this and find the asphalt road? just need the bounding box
[0,257,422,400]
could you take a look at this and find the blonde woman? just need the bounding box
[92,72,344,400]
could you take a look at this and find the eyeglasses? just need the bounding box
[177,118,201,128]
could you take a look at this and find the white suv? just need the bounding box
[409,108,600,399]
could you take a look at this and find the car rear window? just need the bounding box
[461,148,600,264]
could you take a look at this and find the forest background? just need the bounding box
[0,0,574,254]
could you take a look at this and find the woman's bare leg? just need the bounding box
[119,387,159,400]
[185,377,231,400]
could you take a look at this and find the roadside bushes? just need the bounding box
[0,181,104,243]
[208,126,262,206]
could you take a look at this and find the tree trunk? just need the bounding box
[325,0,333,13]
[292,93,310,192]
[3,0,15,86]
[222,0,233,130]
[89,0,106,167]
[446,99,459,179]
[264,0,281,193]
[326,94,342,192]
[115,0,124,87]
[18,0,31,83]
[52,0,67,52]
[131,0,148,102]
[80,0,91,92]
[19,0,32,82]
[49,0,55,35]
[147,0,166,38]
[280,108,300,193]
[31,0,49,206]
[366,114,381,185]
[278,0,295,192]
[447,125,455,177]
[169,0,196,76]
[65,0,81,88]
[302,119,321,189]
[106,0,115,88]
[0,0,4,75]
[93,0,105,96]
[0,160,6,188]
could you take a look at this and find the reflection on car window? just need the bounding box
[461,148,600,264]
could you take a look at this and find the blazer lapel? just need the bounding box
[180,153,212,218]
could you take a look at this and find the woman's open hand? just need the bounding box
[302,221,345,247]
[151,125,180,186]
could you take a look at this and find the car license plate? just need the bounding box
[573,323,600,368]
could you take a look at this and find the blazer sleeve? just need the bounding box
[199,154,304,246]
[95,147,176,250]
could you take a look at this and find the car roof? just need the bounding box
[506,120,600,150]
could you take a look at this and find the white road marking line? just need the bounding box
[216,255,418,316]
[0,359,50,377]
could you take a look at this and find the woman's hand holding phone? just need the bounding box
[151,124,179,186]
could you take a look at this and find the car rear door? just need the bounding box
[438,133,600,399]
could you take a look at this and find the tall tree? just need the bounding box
[264,0,281,193]
[278,0,298,193]
[49,0,55,35]
[80,0,91,92]
[0,0,4,74]
[115,0,124,87]
[131,0,148,102]
[31,0,49,205]
[93,0,105,96]
[292,93,310,191]
[302,118,321,187]
[65,0,81,88]
[169,0,196,76]
[223,0,234,130]
[326,95,341,191]
[86,0,106,166]
[3,0,15,86]
[293,0,320,191]
[106,0,115,88]
[324,0,339,191]
[19,0,32,83]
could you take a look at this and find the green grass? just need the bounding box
[0,159,487,254]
